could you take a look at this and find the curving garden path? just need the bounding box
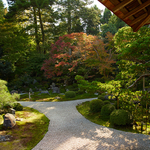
[20,98,150,150]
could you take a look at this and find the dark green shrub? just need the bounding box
[65,91,76,98]
[90,99,104,113]
[101,104,115,120]
[98,95,105,101]
[13,103,23,111]
[103,100,111,105]
[76,90,85,95]
[110,109,132,126]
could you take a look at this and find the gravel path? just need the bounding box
[19,98,150,150]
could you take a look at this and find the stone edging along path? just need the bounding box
[19,98,150,150]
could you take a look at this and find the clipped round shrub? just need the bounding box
[90,99,104,113]
[103,100,111,105]
[110,109,132,126]
[65,91,76,98]
[13,103,23,111]
[98,95,105,101]
[101,104,115,120]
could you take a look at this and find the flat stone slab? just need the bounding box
[19,99,150,150]
[0,135,12,142]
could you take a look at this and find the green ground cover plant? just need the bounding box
[77,101,150,135]
[20,91,97,102]
[0,107,49,150]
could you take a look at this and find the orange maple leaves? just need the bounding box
[41,32,115,78]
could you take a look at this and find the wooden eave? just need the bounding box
[98,0,150,32]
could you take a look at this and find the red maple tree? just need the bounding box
[41,32,115,79]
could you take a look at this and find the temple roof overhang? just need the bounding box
[98,0,150,32]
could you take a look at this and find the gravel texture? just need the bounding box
[19,98,150,150]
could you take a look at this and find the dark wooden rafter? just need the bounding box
[123,1,150,20]
[113,0,134,13]
[98,0,150,32]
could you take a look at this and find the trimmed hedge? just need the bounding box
[103,100,111,105]
[98,95,105,101]
[13,103,23,111]
[65,91,76,98]
[101,104,115,120]
[110,109,132,126]
[90,99,104,113]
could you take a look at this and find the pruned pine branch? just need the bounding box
[128,74,150,89]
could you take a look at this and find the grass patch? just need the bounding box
[76,101,150,135]
[0,107,49,150]
[20,91,97,102]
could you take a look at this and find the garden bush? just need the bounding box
[65,91,76,98]
[0,79,17,110]
[13,103,23,111]
[98,95,105,101]
[76,90,85,95]
[90,99,104,113]
[101,104,115,120]
[103,100,111,105]
[110,109,132,126]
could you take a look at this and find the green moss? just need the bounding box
[0,107,49,150]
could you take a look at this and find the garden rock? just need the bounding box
[66,89,69,92]
[10,108,15,116]
[3,113,16,128]
[52,87,60,93]
[59,93,65,95]
[50,83,60,93]
[0,135,12,142]
[10,90,18,95]
[94,93,99,95]
[54,96,61,100]
[33,79,37,84]
[41,90,50,95]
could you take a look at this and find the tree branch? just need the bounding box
[92,46,101,62]
[128,74,150,89]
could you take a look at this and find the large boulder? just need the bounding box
[3,113,16,128]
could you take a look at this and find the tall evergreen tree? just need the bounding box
[100,14,126,38]
[100,8,112,24]
[57,0,93,34]
[80,5,101,35]
[0,0,4,20]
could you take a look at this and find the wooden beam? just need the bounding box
[133,14,150,32]
[138,0,147,13]
[130,13,147,26]
[123,0,150,20]
[113,0,134,13]
[98,0,108,4]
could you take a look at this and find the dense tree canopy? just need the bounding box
[41,32,115,81]
[114,26,150,89]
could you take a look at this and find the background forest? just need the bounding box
[0,0,128,91]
